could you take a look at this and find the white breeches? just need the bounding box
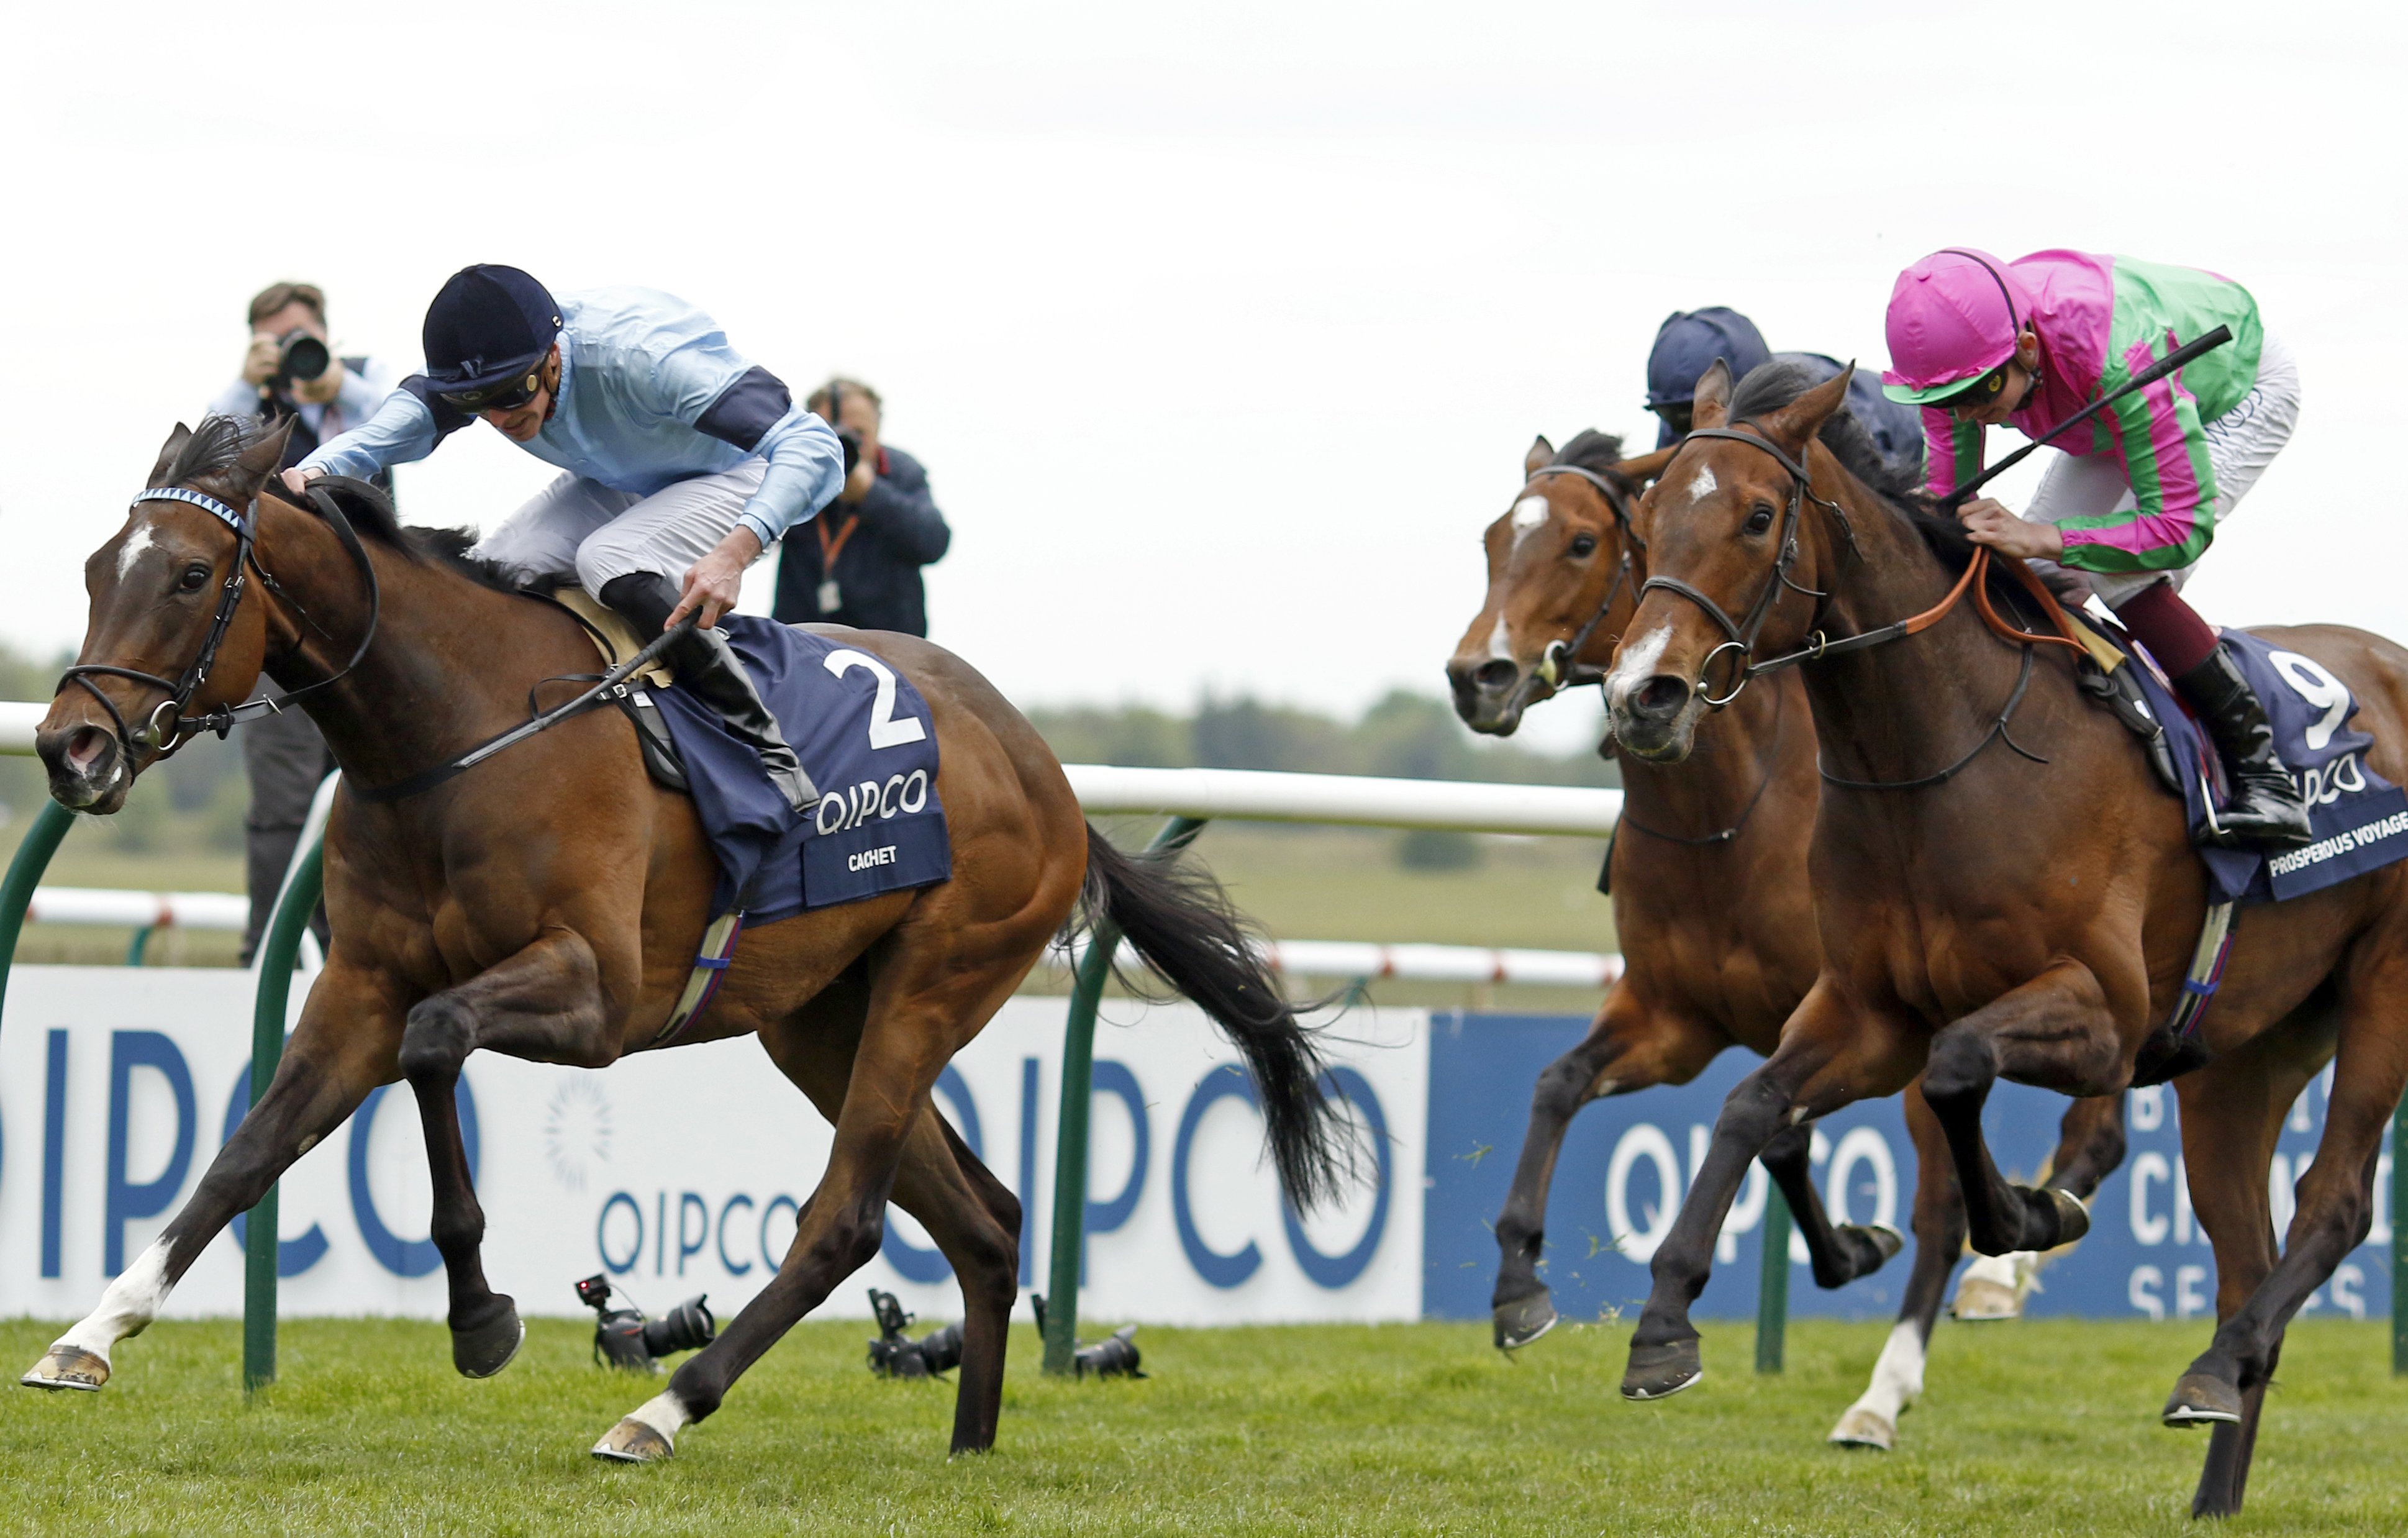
[470,460,771,600]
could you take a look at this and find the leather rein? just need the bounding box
[1637,422,2089,789]
[60,480,383,761]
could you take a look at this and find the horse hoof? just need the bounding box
[1865,1223,1905,1262]
[1620,1339,1703,1402]
[20,1346,109,1392]
[2163,1372,2243,1428]
[593,1417,676,1463]
[452,1300,525,1379]
[1950,1275,2022,1321]
[1493,1293,1560,1352]
[1827,1406,1896,1451]
[2045,1189,2091,1247]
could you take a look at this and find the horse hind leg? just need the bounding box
[754,991,1022,1455]
[1830,1081,1961,1451]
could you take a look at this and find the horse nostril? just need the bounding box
[1633,675,1691,721]
[65,725,109,773]
[1473,660,1519,692]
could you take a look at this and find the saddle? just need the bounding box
[546,585,689,794]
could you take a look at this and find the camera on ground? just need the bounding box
[1030,1293,1147,1379]
[865,1288,964,1378]
[574,1273,714,1373]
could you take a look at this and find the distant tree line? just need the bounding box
[1026,689,1618,788]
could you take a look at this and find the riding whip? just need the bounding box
[1938,324,2234,509]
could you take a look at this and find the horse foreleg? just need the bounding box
[1953,1090,2129,1321]
[22,964,398,1391]
[399,927,615,1378]
[1491,988,1720,1349]
[1829,1080,1961,1450]
[1759,1117,1904,1292]
[1921,963,2126,1258]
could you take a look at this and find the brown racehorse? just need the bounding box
[1446,428,2126,1450]
[1604,358,2408,1518]
[19,416,1348,1463]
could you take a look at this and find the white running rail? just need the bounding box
[1063,763,1621,836]
[25,888,248,930]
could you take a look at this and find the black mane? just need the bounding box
[160,414,527,594]
[1550,428,1625,476]
[1724,362,1979,571]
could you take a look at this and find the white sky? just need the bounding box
[2,1,2397,755]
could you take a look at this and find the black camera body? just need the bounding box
[575,1274,715,1373]
[1029,1293,1147,1379]
[865,1288,965,1379]
[271,329,334,393]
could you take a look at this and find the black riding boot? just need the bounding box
[598,572,818,816]
[2171,645,2314,850]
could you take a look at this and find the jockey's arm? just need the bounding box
[670,369,848,629]
[283,384,452,496]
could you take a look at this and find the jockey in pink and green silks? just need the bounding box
[1881,247,2312,850]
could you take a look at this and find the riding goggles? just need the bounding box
[437,366,547,414]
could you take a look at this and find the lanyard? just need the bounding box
[816,512,861,571]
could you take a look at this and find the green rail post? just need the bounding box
[1755,1177,1791,1374]
[2393,1098,2406,1375]
[1042,814,1207,1376]
[244,837,324,1394]
[0,801,78,1024]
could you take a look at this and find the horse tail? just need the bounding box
[1073,822,1355,1211]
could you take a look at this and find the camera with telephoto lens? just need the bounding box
[270,329,334,393]
[575,1274,715,1373]
[1030,1293,1147,1379]
[865,1288,964,1378]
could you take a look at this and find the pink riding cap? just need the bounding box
[1881,248,2037,400]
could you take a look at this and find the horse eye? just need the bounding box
[1745,506,1776,535]
[1568,533,1599,558]
[178,563,212,592]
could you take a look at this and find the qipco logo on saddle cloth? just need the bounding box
[800,648,952,906]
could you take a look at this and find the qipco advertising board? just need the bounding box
[0,976,2389,1326]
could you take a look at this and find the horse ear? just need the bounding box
[221,417,298,503]
[1524,435,1555,480]
[1691,360,1735,429]
[1758,362,1854,452]
[145,423,194,488]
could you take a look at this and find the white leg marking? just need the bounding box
[116,521,158,583]
[55,1241,174,1363]
[1685,466,1718,504]
[1830,1321,1925,1447]
[1604,622,1671,704]
[1486,612,1514,662]
[628,1389,693,1444]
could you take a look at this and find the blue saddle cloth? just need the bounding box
[646,616,950,924]
[2124,629,2408,906]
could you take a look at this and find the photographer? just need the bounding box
[204,281,397,960]
[205,281,400,472]
[771,378,950,635]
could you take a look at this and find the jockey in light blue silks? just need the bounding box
[291,263,847,813]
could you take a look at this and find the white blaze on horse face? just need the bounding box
[1606,622,1672,706]
[1509,494,1550,550]
[116,519,158,583]
[55,1239,173,1363]
[1685,466,1719,506]
[1486,611,1514,663]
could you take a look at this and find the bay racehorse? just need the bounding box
[1604,358,2408,1518]
[20,416,1349,1463]
[1446,427,2125,1450]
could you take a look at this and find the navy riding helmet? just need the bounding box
[422,264,564,406]
[1645,309,1773,447]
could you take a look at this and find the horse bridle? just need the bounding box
[1522,462,1644,693]
[60,480,382,763]
[1634,426,1860,708]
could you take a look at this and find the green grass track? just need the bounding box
[0,1317,2401,1534]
